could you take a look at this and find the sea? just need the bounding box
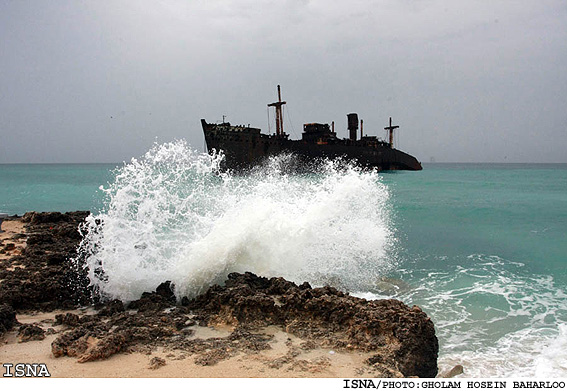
[1,140,566,378]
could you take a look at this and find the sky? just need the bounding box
[1,0,566,163]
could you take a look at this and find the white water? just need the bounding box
[358,255,567,377]
[77,140,394,301]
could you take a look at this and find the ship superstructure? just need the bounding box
[201,86,422,171]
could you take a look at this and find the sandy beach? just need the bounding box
[2,310,377,378]
[0,219,26,261]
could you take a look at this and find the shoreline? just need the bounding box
[0,212,439,378]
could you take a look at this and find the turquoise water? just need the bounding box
[0,164,118,215]
[385,164,567,280]
[377,164,567,376]
[1,155,566,377]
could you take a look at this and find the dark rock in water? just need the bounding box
[18,324,46,342]
[26,233,55,246]
[0,304,17,334]
[128,293,171,312]
[22,211,81,225]
[155,281,176,301]
[187,272,439,378]
[226,271,271,290]
[46,253,68,265]
[128,282,176,312]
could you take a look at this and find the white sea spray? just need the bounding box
[75,140,395,301]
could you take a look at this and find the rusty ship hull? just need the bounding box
[201,119,422,171]
[201,86,422,171]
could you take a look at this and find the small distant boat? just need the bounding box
[201,86,422,171]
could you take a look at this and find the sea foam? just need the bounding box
[76,140,395,301]
[368,254,567,378]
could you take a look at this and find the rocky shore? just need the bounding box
[0,212,439,378]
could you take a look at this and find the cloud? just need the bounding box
[0,1,566,162]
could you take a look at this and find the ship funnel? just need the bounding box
[347,113,358,141]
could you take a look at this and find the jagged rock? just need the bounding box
[23,211,75,225]
[128,282,176,312]
[194,349,230,366]
[18,324,46,343]
[44,275,438,376]
[155,281,176,301]
[77,331,130,363]
[55,313,80,326]
[0,304,17,334]
[186,272,439,377]
[96,299,125,317]
[128,292,173,312]
[0,212,92,311]
[52,328,91,357]
[148,357,166,369]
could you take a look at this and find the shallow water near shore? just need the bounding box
[1,142,566,377]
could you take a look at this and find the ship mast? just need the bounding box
[384,117,399,148]
[268,85,286,137]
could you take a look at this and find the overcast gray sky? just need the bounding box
[1,1,566,163]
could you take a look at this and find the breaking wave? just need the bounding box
[358,254,567,377]
[76,140,395,301]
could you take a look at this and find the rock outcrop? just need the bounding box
[187,272,438,378]
[0,212,92,310]
[0,304,17,335]
[49,273,438,377]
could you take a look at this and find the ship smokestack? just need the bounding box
[360,119,363,139]
[347,113,358,141]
